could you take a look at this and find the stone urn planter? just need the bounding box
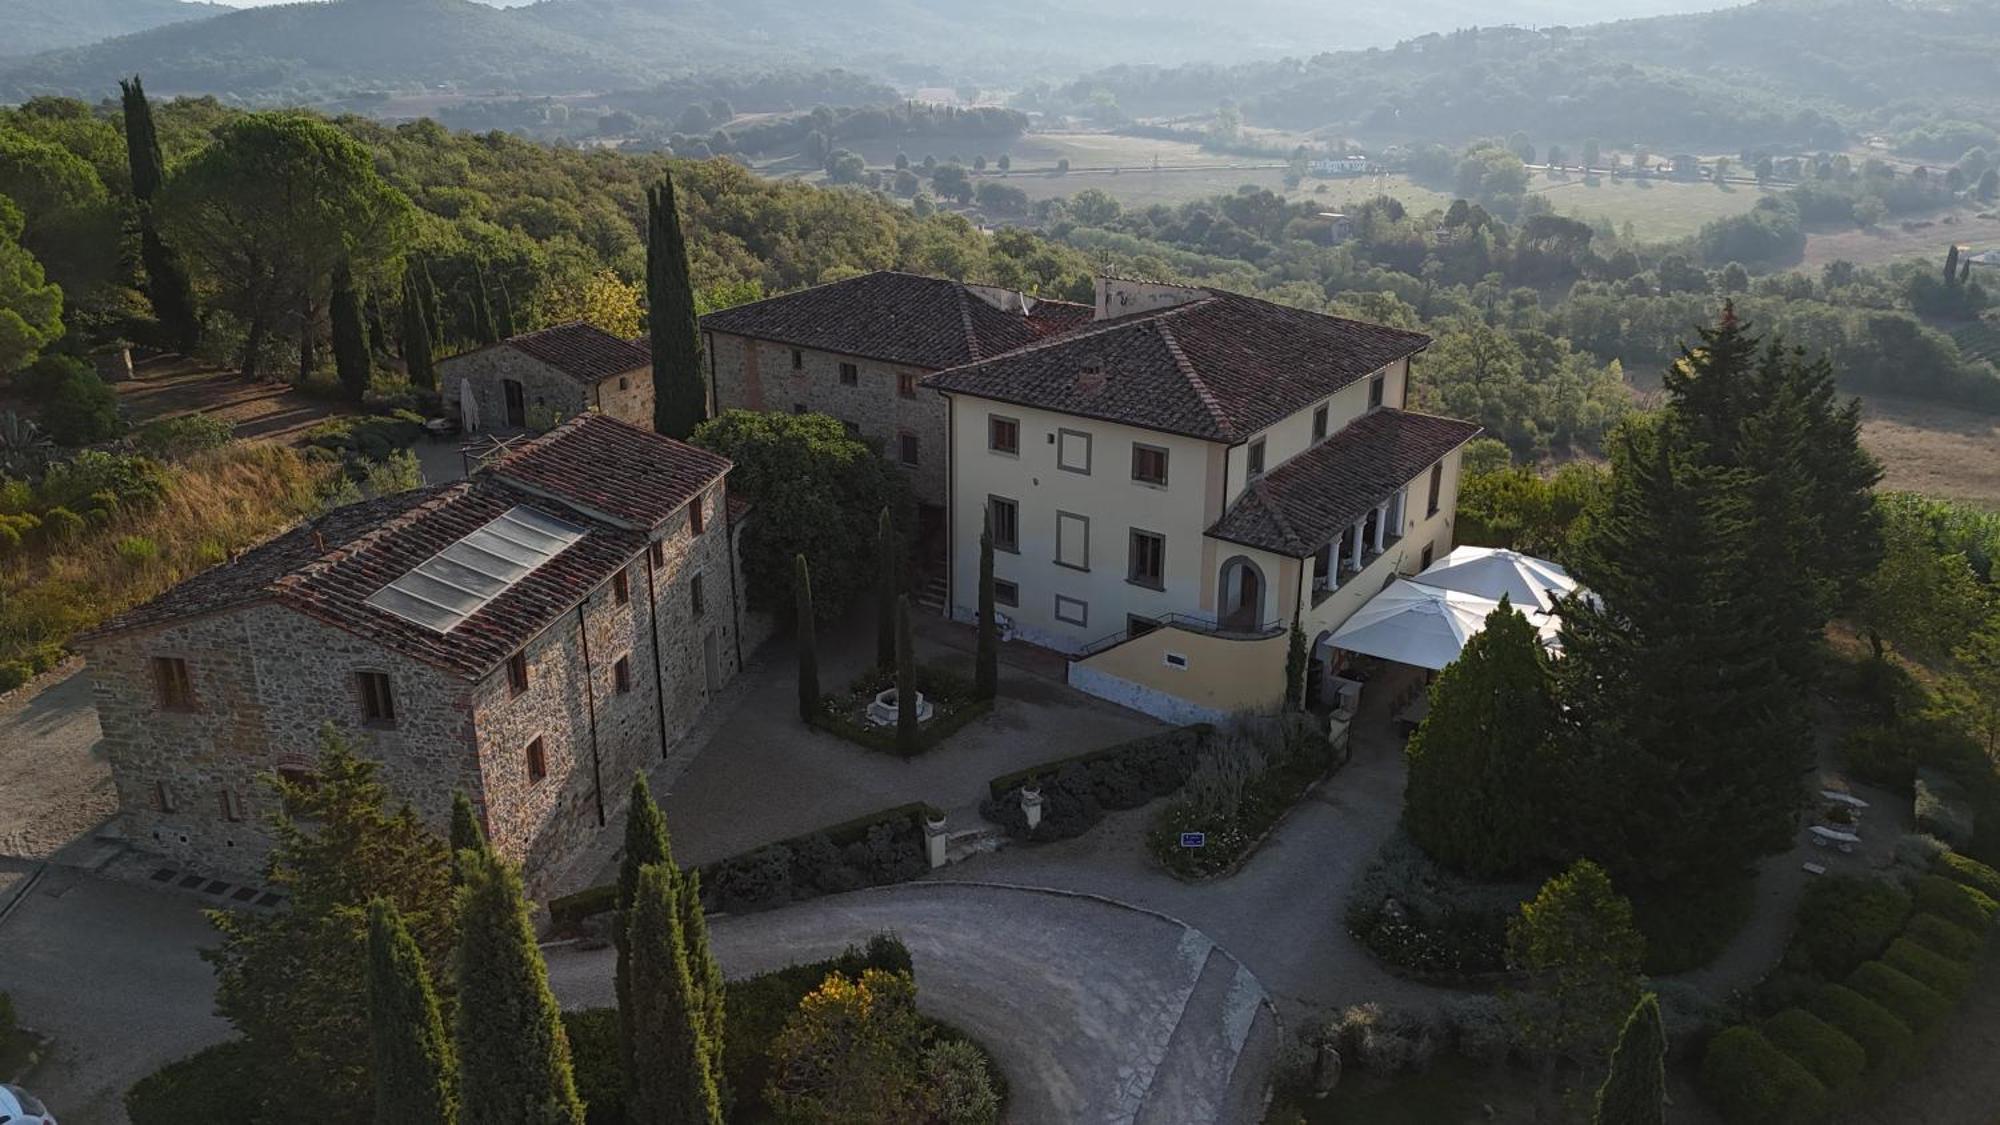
[865,687,934,727]
[1020,783,1045,831]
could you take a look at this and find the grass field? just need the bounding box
[1857,391,2000,507]
[1952,318,2000,366]
[1527,172,1773,240]
[1801,206,2000,271]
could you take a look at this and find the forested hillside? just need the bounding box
[0,0,1736,104]
[0,0,227,58]
[1052,0,2000,152]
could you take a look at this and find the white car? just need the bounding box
[0,1084,55,1125]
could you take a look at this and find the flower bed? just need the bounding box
[811,664,992,758]
[1144,716,1342,880]
[1344,831,1537,981]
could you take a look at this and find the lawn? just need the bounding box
[1526,172,1774,240]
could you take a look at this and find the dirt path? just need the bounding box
[0,662,113,862]
[112,355,348,445]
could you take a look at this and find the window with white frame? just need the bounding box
[1057,429,1092,474]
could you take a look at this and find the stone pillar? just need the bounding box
[1020,785,1044,832]
[924,811,948,869]
[1349,519,1364,569]
[1372,505,1387,553]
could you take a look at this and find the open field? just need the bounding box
[1801,205,2000,271]
[1855,392,2000,507]
[1527,172,1774,240]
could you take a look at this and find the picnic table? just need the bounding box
[1820,789,1870,810]
[1810,825,1861,853]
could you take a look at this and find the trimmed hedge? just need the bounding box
[980,725,1211,842]
[1697,1026,1828,1125]
[1805,984,1915,1075]
[1780,875,1911,979]
[1903,911,1985,962]
[1936,851,2000,901]
[548,801,939,929]
[1760,1008,1866,1093]
[1883,938,1974,999]
[125,1040,267,1124]
[1846,961,1951,1033]
[1913,874,1999,933]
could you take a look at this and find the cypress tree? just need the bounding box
[365,291,389,360]
[401,266,436,390]
[332,260,371,403]
[454,850,585,1125]
[1404,597,1557,878]
[676,868,727,1097]
[1945,244,1961,285]
[449,792,487,885]
[119,75,200,353]
[617,773,675,1094]
[367,898,457,1125]
[1593,993,1666,1125]
[896,594,919,757]
[625,865,723,1125]
[795,554,819,722]
[876,509,898,669]
[420,259,445,350]
[974,517,997,701]
[1283,611,1307,713]
[648,174,706,439]
[472,260,500,345]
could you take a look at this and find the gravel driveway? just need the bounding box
[0,664,114,863]
[544,881,1279,1125]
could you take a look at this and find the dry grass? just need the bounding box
[0,443,336,676]
[1856,393,2000,509]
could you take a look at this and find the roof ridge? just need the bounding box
[699,269,913,319]
[273,481,478,592]
[954,284,983,362]
[927,294,1215,377]
[1248,477,1309,555]
[1154,318,1234,442]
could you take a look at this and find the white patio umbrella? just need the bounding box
[1415,545,1577,613]
[458,377,480,433]
[1327,579,1562,671]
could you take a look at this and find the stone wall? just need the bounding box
[442,346,655,434]
[82,481,747,897]
[707,330,947,506]
[83,604,482,873]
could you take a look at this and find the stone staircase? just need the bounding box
[917,571,948,615]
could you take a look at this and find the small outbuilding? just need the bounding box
[441,322,653,433]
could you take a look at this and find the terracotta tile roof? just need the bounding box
[1207,409,1484,556]
[923,290,1433,442]
[86,415,729,680]
[488,413,731,528]
[496,321,651,384]
[698,271,1094,370]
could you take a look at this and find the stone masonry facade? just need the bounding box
[83,481,744,897]
[706,330,948,507]
[445,345,654,433]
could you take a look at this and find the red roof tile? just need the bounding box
[489,413,731,528]
[498,321,651,384]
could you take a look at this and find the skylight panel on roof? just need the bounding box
[365,505,587,634]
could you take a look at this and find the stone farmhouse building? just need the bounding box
[699,271,1095,521]
[80,415,757,891]
[444,321,654,432]
[926,278,1480,725]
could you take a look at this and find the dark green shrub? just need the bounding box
[36,449,168,513]
[1846,961,1950,1032]
[1903,911,1984,961]
[709,842,794,913]
[1882,938,1973,998]
[1760,1008,1865,1092]
[125,1040,268,1124]
[1839,724,1915,790]
[32,357,124,446]
[980,725,1209,842]
[39,505,83,543]
[1697,1026,1828,1125]
[1914,874,1999,932]
[134,414,234,460]
[547,883,618,931]
[721,935,912,1117]
[1806,984,1915,1074]
[1632,873,1758,974]
[1780,875,1911,979]
[1936,851,2000,901]
[561,1007,624,1125]
[0,990,14,1042]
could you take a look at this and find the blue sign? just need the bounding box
[1180,832,1206,849]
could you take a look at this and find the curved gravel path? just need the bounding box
[543,880,1280,1125]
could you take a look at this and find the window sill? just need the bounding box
[989,448,1020,458]
[994,543,1020,555]
[1053,560,1090,573]
[1131,478,1168,490]
[1126,578,1165,592]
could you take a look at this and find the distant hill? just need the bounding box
[0,0,229,58]
[0,0,1742,104]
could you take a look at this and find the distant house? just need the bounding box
[80,415,760,892]
[443,321,653,432]
[1967,249,2000,269]
[1317,212,1356,243]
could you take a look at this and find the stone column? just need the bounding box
[924,811,948,869]
[1020,784,1044,832]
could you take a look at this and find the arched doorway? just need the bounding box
[1218,555,1266,632]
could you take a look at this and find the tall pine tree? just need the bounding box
[1404,597,1557,878]
[625,865,723,1125]
[454,849,585,1125]
[796,554,819,721]
[648,174,705,439]
[119,75,200,353]
[1593,993,1666,1125]
[974,516,997,701]
[367,898,457,1125]
[331,260,371,403]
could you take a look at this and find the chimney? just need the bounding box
[1076,363,1107,395]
